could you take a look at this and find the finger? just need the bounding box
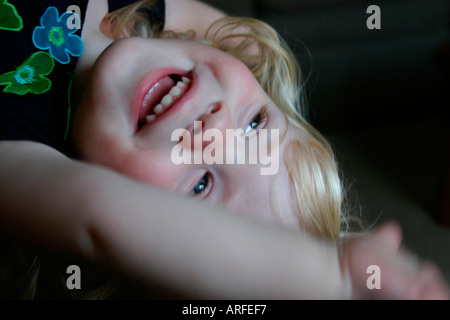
[415,261,450,300]
[373,221,403,250]
[398,247,420,276]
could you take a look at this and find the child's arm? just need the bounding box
[0,140,347,298]
[0,141,447,299]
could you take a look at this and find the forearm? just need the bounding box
[84,171,350,299]
[0,141,350,299]
[0,141,97,256]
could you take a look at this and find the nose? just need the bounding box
[198,102,232,133]
[183,101,233,153]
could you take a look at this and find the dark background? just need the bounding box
[204,0,450,283]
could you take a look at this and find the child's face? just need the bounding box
[73,38,302,230]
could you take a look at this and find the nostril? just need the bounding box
[210,103,221,114]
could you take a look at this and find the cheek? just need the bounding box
[226,56,257,83]
[87,40,144,107]
[75,118,180,191]
[113,150,182,190]
[206,49,257,91]
[73,78,136,157]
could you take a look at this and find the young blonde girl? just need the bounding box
[0,0,447,299]
[92,0,346,240]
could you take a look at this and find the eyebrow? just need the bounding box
[254,104,289,147]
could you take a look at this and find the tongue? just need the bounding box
[139,76,175,125]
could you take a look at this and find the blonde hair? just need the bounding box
[101,0,162,39]
[203,18,353,240]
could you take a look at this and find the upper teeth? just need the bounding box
[146,76,191,123]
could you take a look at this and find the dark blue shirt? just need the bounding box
[0,0,165,155]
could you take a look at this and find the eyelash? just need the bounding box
[244,105,269,134]
[191,172,212,198]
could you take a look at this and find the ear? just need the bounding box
[99,17,114,39]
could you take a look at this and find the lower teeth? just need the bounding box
[146,114,156,123]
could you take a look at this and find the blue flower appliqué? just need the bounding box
[32,6,84,64]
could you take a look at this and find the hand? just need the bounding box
[340,221,449,299]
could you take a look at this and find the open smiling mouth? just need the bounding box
[137,73,192,130]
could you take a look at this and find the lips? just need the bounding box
[139,75,177,124]
[133,68,193,131]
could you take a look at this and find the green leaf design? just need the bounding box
[0,52,55,95]
[0,0,23,31]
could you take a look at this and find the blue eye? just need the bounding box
[244,114,261,133]
[192,173,209,196]
[244,107,268,134]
